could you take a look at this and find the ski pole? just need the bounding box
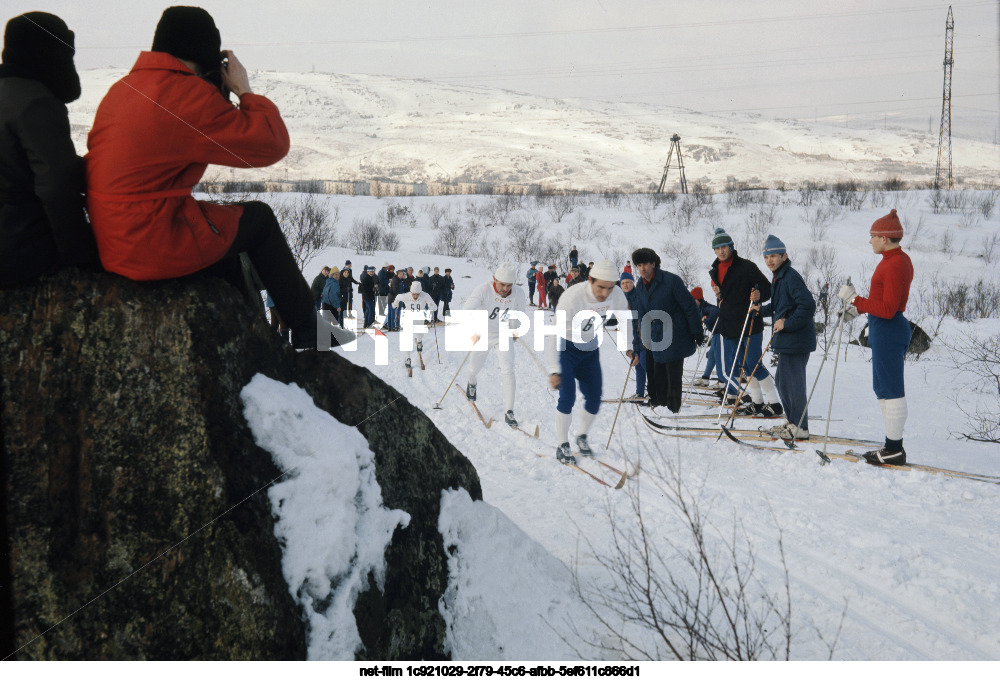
[716,299,755,423]
[718,332,775,434]
[790,309,846,438]
[432,310,442,364]
[606,357,636,448]
[433,350,471,409]
[681,315,721,409]
[820,279,852,460]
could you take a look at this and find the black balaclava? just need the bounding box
[0,12,81,103]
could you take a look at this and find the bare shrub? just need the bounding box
[672,196,702,234]
[830,180,868,210]
[572,451,830,661]
[475,237,510,272]
[903,214,927,249]
[429,218,479,258]
[806,245,842,354]
[542,194,576,223]
[345,216,399,256]
[973,189,997,219]
[631,193,669,225]
[570,211,607,241]
[944,334,1000,444]
[797,181,822,207]
[661,242,702,288]
[801,204,839,241]
[482,194,523,227]
[506,214,543,262]
[983,232,1000,265]
[742,201,780,253]
[272,194,340,269]
[382,201,416,229]
[421,202,451,229]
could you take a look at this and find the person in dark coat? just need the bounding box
[0,12,99,287]
[548,279,565,309]
[630,248,703,412]
[310,266,330,310]
[376,262,393,318]
[341,260,359,317]
[428,266,445,321]
[338,268,353,323]
[752,235,816,440]
[569,246,578,268]
[708,228,781,413]
[442,268,455,316]
[359,265,377,328]
[386,269,406,330]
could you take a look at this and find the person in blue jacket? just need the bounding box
[752,235,816,440]
[691,287,723,386]
[630,247,704,412]
[321,265,342,327]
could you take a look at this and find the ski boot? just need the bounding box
[466,382,476,402]
[576,434,594,458]
[693,377,710,387]
[862,447,906,466]
[405,357,412,377]
[504,410,518,428]
[556,442,577,465]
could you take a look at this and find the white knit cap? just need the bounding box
[589,259,619,282]
[494,262,517,284]
[410,281,422,294]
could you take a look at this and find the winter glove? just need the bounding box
[837,283,856,302]
[692,333,706,347]
[838,305,859,322]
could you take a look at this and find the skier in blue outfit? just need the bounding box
[691,287,723,387]
[751,235,816,440]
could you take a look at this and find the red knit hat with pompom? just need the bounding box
[870,209,903,238]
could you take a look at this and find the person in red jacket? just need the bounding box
[86,7,333,348]
[535,267,547,308]
[838,209,914,465]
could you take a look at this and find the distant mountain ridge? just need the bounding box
[69,69,997,191]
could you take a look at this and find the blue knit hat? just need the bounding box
[620,272,634,283]
[762,234,786,255]
[711,228,734,249]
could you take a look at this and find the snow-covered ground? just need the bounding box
[237,189,1000,661]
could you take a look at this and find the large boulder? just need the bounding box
[0,268,481,660]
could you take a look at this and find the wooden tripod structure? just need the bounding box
[657,134,688,194]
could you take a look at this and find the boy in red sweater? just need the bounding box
[838,210,914,464]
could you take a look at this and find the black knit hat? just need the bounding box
[1,12,81,103]
[151,6,221,75]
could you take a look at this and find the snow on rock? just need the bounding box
[240,374,410,660]
[437,488,598,660]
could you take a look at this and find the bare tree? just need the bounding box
[571,450,817,661]
[944,333,1000,444]
[506,214,543,262]
[275,193,339,269]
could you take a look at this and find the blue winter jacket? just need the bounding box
[759,258,816,354]
[321,276,342,307]
[377,268,392,296]
[699,300,721,334]
[631,268,703,362]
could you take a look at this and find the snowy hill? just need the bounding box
[69,69,998,191]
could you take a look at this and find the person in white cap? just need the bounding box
[393,280,436,376]
[462,262,528,427]
[546,259,633,464]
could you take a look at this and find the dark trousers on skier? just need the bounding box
[647,359,684,412]
[775,352,809,431]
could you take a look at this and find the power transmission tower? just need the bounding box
[935,5,954,190]
[657,134,688,194]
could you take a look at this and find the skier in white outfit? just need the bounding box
[545,260,634,464]
[463,263,528,427]
[394,281,436,376]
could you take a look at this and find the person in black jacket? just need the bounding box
[310,266,330,310]
[341,260,359,318]
[376,263,393,318]
[708,228,781,413]
[359,265,377,328]
[442,268,455,316]
[428,266,445,322]
[0,12,99,287]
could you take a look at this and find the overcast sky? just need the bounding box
[7,0,998,133]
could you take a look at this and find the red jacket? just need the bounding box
[86,52,290,280]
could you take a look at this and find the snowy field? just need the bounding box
[236,189,1000,661]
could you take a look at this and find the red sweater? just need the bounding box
[854,247,913,319]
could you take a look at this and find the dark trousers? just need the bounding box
[222,201,313,330]
[363,298,376,327]
[776,352,809,430]
[647,359,684,412]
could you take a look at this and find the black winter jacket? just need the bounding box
[0,75,97,286]
[709,251,771,338]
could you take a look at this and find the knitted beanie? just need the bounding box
[870,209,903,238]
[690,287,704,300]
[151,6,221,75]
[620,272,634,283]
[589,260,619,282]
[762,234,786,255]
[711,228,734,249]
